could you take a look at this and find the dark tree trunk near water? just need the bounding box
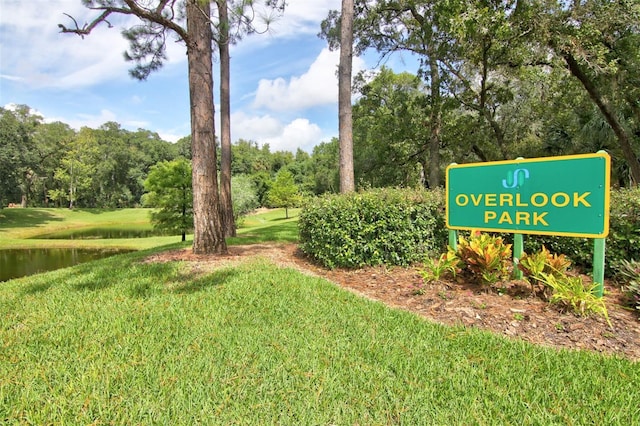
[186,0,227,254]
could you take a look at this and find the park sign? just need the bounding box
[446,153,611,238]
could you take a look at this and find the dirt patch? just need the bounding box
[144,243,640,361]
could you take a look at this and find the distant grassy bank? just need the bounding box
[0,208,166,250]
[0,207,300,250]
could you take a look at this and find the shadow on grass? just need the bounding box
[230,220,298,245]
[71,208,118,215]
[170,269,239,294]
[21,282,52,295]
[0,209,63,229]
[70,253,177,292]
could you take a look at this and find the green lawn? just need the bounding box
[1,208,638,423]
[0,207,300,250]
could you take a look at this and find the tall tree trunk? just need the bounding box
[181,189,187,242]
[186,0,227,254]
[69,163,74,209]
[217,0,236,237]
[478,42,507,161]
[483,110,508,160]
[563,52,640,187]
[338,0,355,193]
[428,53,441,188]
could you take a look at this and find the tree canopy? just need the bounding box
[321,0,640,187]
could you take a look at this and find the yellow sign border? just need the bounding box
[445,152,611,238]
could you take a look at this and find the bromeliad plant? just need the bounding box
[518,245,572,292]
[420,250,460,283]
[456,231,512,285]
[537,272,611,327]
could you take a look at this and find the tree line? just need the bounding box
[4,42,637,211]
[0,105,341,211]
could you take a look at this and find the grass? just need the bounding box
[0,208,170,250]
[1,207,639,423]
[0,207,299,250]
[229,208,300,245]
[1,251,639,424]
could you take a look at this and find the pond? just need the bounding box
[0,248,133,282]
[31,226,176,240]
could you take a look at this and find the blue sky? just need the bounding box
[0,0,418,152]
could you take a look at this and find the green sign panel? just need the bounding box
[446,153,611,238]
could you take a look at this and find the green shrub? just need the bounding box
[300,187,639,274]
[608,188,640,272]
[617,259,640,312]
[518,187,640,277]
[298,188,447,268]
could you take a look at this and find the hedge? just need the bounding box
[299,187,640,276]
[298,188,447,269]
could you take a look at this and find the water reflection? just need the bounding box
[0,248,132,282]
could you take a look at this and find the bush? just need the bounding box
[299,187,639,274]
[231,175,259,223]
[617,259,640,312]
[607,188,640,271]
[299,188,447,268]
[456,231,512,285]
[520,187,640,277]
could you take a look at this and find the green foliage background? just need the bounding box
[299,187,640,276]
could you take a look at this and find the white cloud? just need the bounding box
[252,48,365,112]
[45,109,151,133]
[267,0,341,37]
[230,112,325,152]
[0,74,24,82]
[230,111,283,140]
[230,0,340,55]
[262,118,324,152]
[1,0,352,152]
[69,109,119,129]
[245,0,339,38]
[0,1,186,91]
[4,103,44,117]
[158,132,185,143]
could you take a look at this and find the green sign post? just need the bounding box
[446,152,611,295]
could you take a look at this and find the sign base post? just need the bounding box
[593,238,606,297]
[449,230,458,251]
[513,233,523,280]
